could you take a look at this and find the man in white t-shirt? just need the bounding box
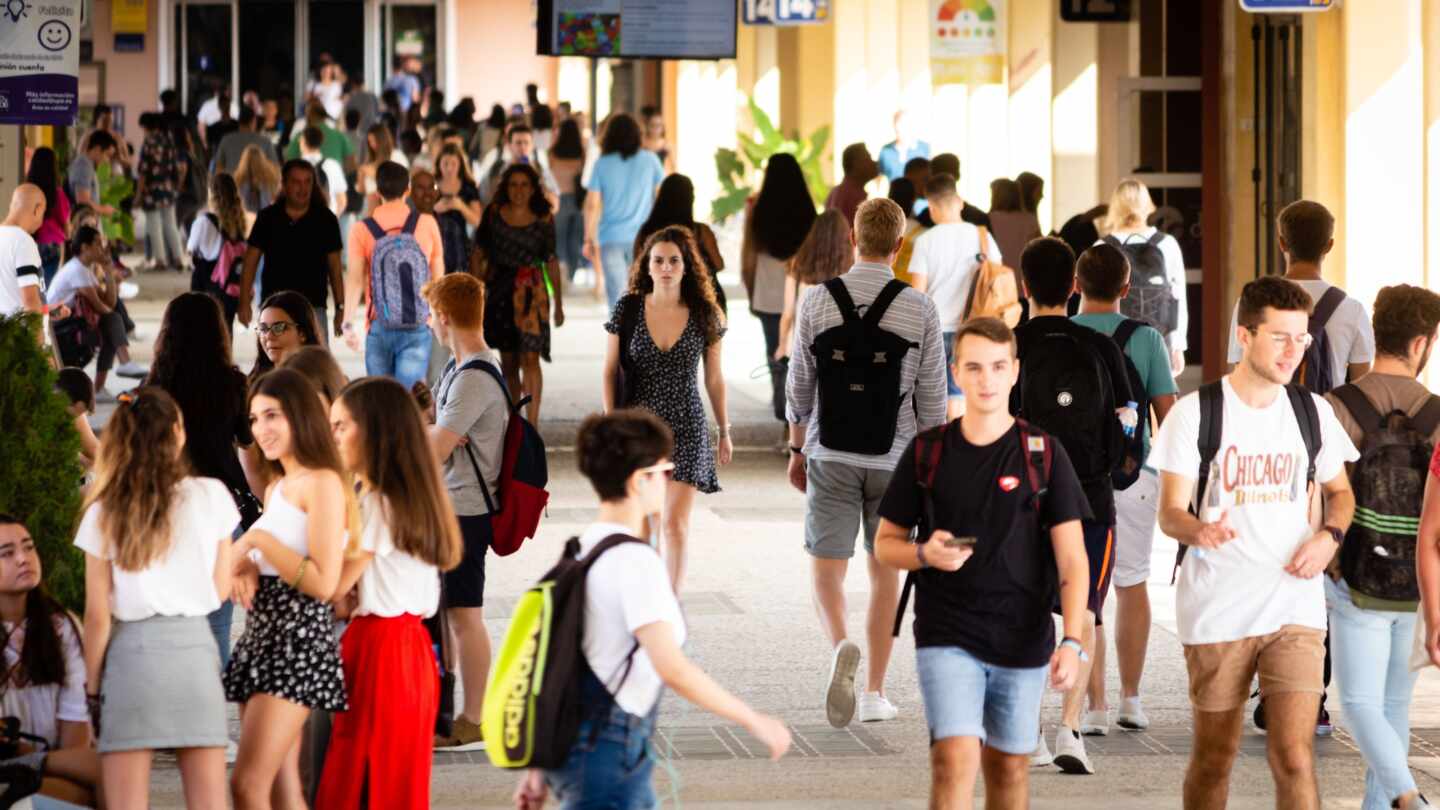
[1152,275,1357,809]
[299,126,348,217]
[908,173,1001,418]
[1226,200,1373,389]
[0,184,47,320]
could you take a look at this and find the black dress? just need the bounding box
[477,206,556,360]
[606,295,724,494]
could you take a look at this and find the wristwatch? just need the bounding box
[1323,525,1345,546]
[1059,636,1090,663]
[789,445,805,455]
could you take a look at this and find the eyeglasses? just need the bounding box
[256,321,297,337]
[1248,327,1314,350]
[637,461,675,481]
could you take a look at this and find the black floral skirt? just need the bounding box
[223,576,348,711]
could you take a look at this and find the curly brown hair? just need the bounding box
[1237,275,1313,330]
[628,225,725,346]
[791,210,852,286]
[1373,284,1440,360]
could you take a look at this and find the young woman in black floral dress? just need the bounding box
[474,162,564,425]
[601,226,731,591]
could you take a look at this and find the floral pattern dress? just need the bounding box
[476,206,556,360]
[137,132,179,210]
[606,294,725,494]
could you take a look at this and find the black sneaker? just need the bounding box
[1316,705,1333,737]
[1253,697,1267,733]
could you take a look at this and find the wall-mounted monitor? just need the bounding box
[536,0,738,60]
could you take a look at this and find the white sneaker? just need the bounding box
[825,640,861,728]
[857,691,898,722]
[95,388,118,404]
[1117,696,1150,731]
[1052,726,1095,775]
[1029,732,1054,768]
[118,281,139,300]
[1080,709,1109,736]
[114,361,149,378]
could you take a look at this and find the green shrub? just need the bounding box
[0,314,84,611]
[711,97,830,223]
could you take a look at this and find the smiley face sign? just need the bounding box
[37,19,70,51]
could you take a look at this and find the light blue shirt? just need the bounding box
[585,151,665,247]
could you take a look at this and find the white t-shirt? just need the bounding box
[354,492,440,618]
[73,477,238,622]
[0,225,43,316]
[187,212,223,262]
[305,154,349,215]
[909,222,1002,331]
[197,97,240,129]
[1099,228,1189,351]
[1148,378,1358,645]
[1226,278,1375,387]
[580,522,686,717]
[45,257,95,310]
[0,615,87,749]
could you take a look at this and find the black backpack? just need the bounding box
[1105,233,1179,339]
[611,294,644,408]
[1330,385,1440,602]
[1110,319,1153,491]
[1172,381,1322,578]
[1017,325,1123,486]
[892,419,1055,637]
[1295,286,1347,395]
[810,279,918,455]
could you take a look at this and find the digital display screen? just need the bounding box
[537,0,738,60]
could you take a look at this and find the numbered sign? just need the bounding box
[742,0,830,25]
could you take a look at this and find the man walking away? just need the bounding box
[875,317,1092,810]
[424,273,510,750]
[824,144,878,226]
[1153,276,1357,810]
[786,198,947,728]
[1325,284,1440,810]
[1071,243,1179,735]
[344,161,444,389]
[1011,237,1133,774]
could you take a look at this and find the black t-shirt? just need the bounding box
[247,201,343,308]
[1010,315,1133,524]
[878,422,1091,667]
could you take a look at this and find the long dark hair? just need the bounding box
[25,148,59,223]
[146,292,246,470]
[629,226,724,346]
[600,113,642,158]
[750,153,816,261]
[249,290,323,380]
[551,119,584,160]
[486,104,507,129]
[636,174,697,245]
[248,368,346,482]
[336,378,462,570]
[0,515,76,690]
[491,163,551,217]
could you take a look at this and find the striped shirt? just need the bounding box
[786,262,948,471]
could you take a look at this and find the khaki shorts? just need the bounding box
[1182,625,1326,712]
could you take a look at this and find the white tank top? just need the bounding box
[249,483,310,576]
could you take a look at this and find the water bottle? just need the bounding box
[1119,401,1139,438]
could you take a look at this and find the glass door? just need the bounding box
[306,0,365,111]
[173,1,234,116]
[381,3,439,99]
[239,1,298,116]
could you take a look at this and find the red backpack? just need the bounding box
[452,358,549,556]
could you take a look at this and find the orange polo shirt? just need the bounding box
[347,200,445,325]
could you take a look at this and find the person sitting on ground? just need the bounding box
[54,368,99,471]
[48,225,148,400]
[0,514,102,808]
[511,411,791,810]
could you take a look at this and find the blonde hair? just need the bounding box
[234,145,281,199]
[1105,178,1156,232]
[854,198,906,259]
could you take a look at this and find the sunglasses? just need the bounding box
[637,461,675,481]
[256,321,298,337]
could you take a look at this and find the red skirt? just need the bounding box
[315,613,438,810]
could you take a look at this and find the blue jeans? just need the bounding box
[207,599,234,670]
[1326,577,1420,810]
[556,193,585,276]
[916,645,1048,754]
[544,670,659,809]
[600,242,634,313]
[365,322,433,389]
[941,330,963,398]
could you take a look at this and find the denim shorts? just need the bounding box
[916,645,1048,754]
[544,675,659,809]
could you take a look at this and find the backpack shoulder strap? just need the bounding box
[362,216,385,240]
[402,209,421,235]
[975,226,991,263]
[1145,230,1166,247]
[1102,234,1123,250]
[580,533,647,569]
[1328,383,1382,433]
[1312,286,1347,330]
[1112,318,1144,353]
[1196,381,1225,486]
[618,295,642,364]
[863,279,909,328]
[914,425,948,491]
[1411,396,1440,440]
[1285,384,1322,485]
[824,278,861,326]
[457,356,513,406]
[1014,419,1054,513]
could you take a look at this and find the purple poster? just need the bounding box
[0,1,81,126]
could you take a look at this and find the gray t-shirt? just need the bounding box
[435,350,509,516]
[67,155,98,205]
[215,131,279,174]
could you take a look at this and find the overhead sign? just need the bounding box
[1060,0,1132,22]
[930,0,1005,87]
[1240,0,1335,11]
[742,0,830,25]
[0,0,81,125]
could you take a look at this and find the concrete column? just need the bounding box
[1008,0,1054,231]
[1051,13,1101,231]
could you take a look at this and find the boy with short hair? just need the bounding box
[1071,243,1179,735]
[1154,275,1357,809]
[875,317,1090,810]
